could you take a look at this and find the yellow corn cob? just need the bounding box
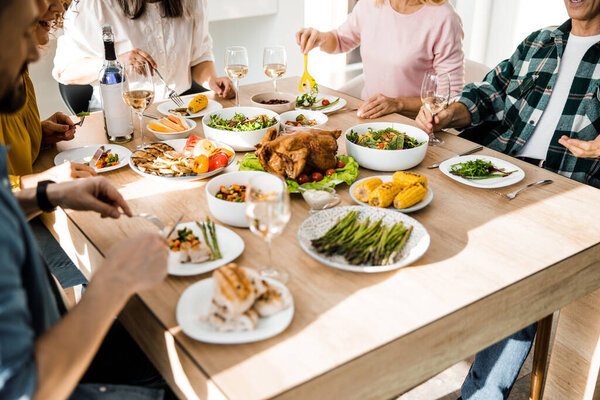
[392,171,428,189]
[393,183,427,209]
[187,94,208,113]
[353,177,383,202]
[368,181,402,208]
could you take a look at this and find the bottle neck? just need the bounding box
[104,41,117,61]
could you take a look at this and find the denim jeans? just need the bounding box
[461,323,537,400]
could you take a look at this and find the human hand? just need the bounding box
[118,48,157,73]
[296,28,323,54]
[415,104,453,134]
[357,94,401,119]
[45,161,97,182]
[46,176,131,218]
[558,135,600,158]
[210,76,235,99]
[42,112,76,144]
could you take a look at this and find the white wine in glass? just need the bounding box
[263,46,287,92]
[421,71,450,147]
[225,46,248,107]
[122,62,155,146]
[245,174,291,283]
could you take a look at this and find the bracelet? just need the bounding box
[36,180,56,213]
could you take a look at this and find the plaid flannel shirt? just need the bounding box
[457,20,600,188]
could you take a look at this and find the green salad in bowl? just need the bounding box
[206,112,278,132]
[346,127,425,150]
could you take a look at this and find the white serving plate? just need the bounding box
[279,110,328,132]
[167,222,244,276]
[348,175,434,213]
[54,144,131,173]
[295,93,347,114]
[176,277,294,344]
[297,206,430,273]
[156,96,223,118]
[439,155,525,189]
[147,117,197,140]
[128,138,235,181]
[344,122,429,171]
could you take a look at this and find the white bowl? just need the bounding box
[202,107,280,152]
[205,171,269,228]
[147,117,197,140]
[279,110,328,131]
[250,92,296,113]
[344,122,429,171]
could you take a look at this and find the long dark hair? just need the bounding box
[117,0,184,19]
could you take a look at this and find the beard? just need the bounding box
[0,64,28,114]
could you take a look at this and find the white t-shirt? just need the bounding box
[518,33,600,159]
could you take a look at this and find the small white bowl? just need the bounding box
[344,122,429,171]
[279,110,328,131]
[205,170,268,228]
[250,92,296,113]
[147,117,197,140]
[202,107,280,152]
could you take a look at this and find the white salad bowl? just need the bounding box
[279,110,328,132]
[202,106,280,152]
[205,170,269,228]
[344,122,429,171]
[147,117,197,140]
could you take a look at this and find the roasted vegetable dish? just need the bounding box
[215,184,246,202]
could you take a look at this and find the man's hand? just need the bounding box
[209,76,235,99]
[47,162,97,181]
[46,176,131,218]
[416,104,454,134]
[42,112,76,144]
[118,48,157,73]
[558,135,600,158]
[357,94,401,119]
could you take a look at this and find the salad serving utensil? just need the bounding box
[502,179,553,200]
[298,54,316,92]
[427,145,483,169]
[153,67,184,107]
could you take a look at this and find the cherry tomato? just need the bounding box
[325,169,335,176]
[312,172,324,182]
[378,143,386,149]
[193,155,209,174]
[208,152,229,171]
[322,99,330,106]
[298,174,310,185]
[335,160,346,169]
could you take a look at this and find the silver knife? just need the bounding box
[89,145,105,168]
[427,145,484,169]
[142,113,161,120]
[164,214,184,239]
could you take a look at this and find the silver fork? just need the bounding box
[125,213,165,230]
[503,179,553,200]
[153,67,184,107]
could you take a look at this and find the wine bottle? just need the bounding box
[99,24,133,143]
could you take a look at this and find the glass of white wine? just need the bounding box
[122,62,155,146]
[225,46,248,107]
[245,173,291,283]
[263,46,287,93]
[420,71,450,147]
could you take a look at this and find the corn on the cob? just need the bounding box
[393,183,427,209]
[188,94,208,113]
[368,181,402,208]
[392,171,428,188]
[353,177,383,202]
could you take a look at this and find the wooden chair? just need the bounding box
[530,314,554,400]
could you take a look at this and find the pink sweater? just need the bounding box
[333,0,465,100]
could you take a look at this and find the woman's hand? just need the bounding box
[558,135,600,158]
[296,28,323,54]
[42,112,76,144]
[357,94,401,119]
[209,76,236,99]
[20,162,97,189]
[118,48,157,72]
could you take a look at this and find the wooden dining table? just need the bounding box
[35,77,600,400]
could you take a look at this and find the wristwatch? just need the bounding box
[36,180,56,212]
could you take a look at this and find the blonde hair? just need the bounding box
[375,0,447,6]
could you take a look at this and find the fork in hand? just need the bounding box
[153,67,184,107]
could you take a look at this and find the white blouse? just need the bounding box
[53,0,214,106]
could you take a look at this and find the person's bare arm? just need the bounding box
[191,60,235,99]
[296,28,337,54]
[56,57,103,85]
[415,102,472,134]
[357,94,424,119]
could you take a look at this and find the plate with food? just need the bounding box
[279,110,328,130]
[167,219,244,276]
[157,93,222,118]
[176,263,294,343]
[297,206,430,273]
[439,155,525,189]
[147,114,196,140]
[54,144,131,173]
[250,92,296,113]
[296,91,346,114]
[237,127,359,193]
[129,136,235,181]
[349,172,433,213]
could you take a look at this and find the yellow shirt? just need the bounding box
[0,70,42,189]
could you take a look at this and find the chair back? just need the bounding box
[58,83,93,115]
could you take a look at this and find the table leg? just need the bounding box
[530,314,553,400]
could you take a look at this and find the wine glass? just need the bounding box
[245,173,291,283]
[263,46,287,93]
[420,71,450,147]
[225,46,248,107]
[122,62,155,146]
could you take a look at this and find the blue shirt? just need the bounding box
[0,145,60,399]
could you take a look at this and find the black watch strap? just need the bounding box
[36,180,56,212]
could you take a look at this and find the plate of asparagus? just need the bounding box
[297,206,430,273]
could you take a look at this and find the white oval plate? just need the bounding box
[54,144,131,173]
[176,277,294,344]
[168,222,244,276]
[157,96,223,118]
[297,206,430,273]
[348,175,433,213]
[128,138,235,182]
[295,93,347,114]
[439,155,525,189]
